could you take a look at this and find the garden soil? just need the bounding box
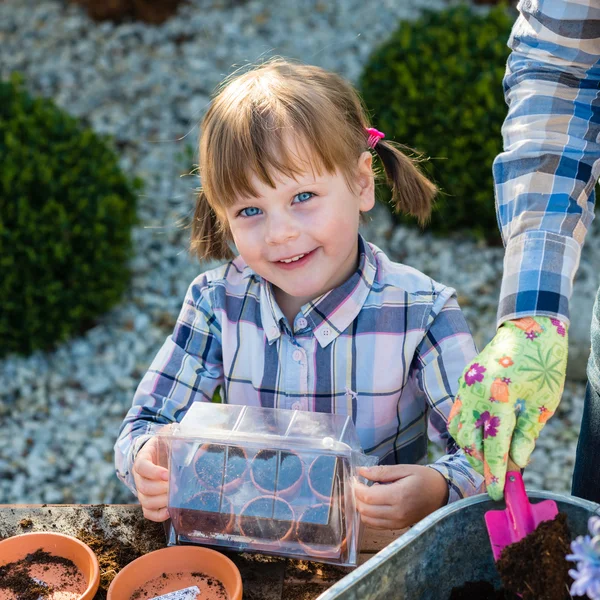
[0,505,351,600]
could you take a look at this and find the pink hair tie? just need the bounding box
[366,127,385,149]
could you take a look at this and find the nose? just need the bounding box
[264,211,299,246]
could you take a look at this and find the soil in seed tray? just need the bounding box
[195,445,246,489]
[240,498,294,540]
[172,490,233,535]
[0,549,87,600]
[496,512,572,600]
[297,505,341,548]
[309,456,339,499]
[252,451,302,493]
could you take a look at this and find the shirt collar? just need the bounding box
[261,278,287,344]
[257,235,377,347]
[305,235,376,347]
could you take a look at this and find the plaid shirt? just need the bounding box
[495,0,600,326]
[115,236,485,503]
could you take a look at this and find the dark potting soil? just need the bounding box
[296,504,341,548]
[252,450,303,493]
[496,512,572,600]
[194,444,247,489]
[175,490,233,534]
[309,455,338,499]
[239,497,294,540]
[75,505,166,599]
[449,581,519,599]
[0,549,81,600]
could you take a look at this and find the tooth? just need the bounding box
[280,253,305,263]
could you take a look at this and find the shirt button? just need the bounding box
[322,327,331,337]
[296,317,308,329]
[292,349,303,361]
[269,326,278,337]
[292,402,301,410]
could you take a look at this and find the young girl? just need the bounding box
[115,59,485,530]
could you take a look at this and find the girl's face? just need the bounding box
[224,147,375,319]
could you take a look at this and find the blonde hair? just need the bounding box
[191,59,437,261]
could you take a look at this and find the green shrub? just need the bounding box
[0,74,139,357]
[360,5,514,241]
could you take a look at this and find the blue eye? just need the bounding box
[294,192,314,203]
[239,206,262,218]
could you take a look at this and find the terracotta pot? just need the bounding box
[107,545,242,600]
[308,454,341,502]
[194,443,248,493]
[296,503,347,559]
[238,495,295,550]
[250,449,304,499]
[0,531,100,600]
[171,489,235,537]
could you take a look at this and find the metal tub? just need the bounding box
[317,491,600,600]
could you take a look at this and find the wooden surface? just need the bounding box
[0,504,405,600]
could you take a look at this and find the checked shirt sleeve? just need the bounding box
[414,286,486,503]
[495,0,600,327]
[114,276,224,494]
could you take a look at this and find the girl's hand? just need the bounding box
[133,437,170,522]
[354,465,449,530]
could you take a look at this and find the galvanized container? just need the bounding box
[317,491,600,600]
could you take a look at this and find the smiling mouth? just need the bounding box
[278,253,307,264]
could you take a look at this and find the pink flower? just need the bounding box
[551,319,566,337]
[475,411,501,439]
[464,363,486,386]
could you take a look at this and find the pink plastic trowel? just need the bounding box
[484,460,559,561]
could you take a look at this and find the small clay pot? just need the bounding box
[172,490,235,536]
[250,449,304,499]
[238,495,295,549]
[308,454,341,502]
[107,545,242,600]
[194,444,248,492]
[0,531,100,600]
[295,503,347,559]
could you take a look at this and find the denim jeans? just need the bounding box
[572,285,600,503]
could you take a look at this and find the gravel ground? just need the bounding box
[0,0,595,505]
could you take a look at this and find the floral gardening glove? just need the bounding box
[448,316,568,500]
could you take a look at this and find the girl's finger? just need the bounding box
[360,514,399,530]
[357,465,410,483]
[139,492,169,511]
[355,498,399,520]
[134,458,169,481]
[142,505,170,523]
[135,477,169,498]
[354,479,403,506]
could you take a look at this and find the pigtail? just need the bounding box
[373,140,437,225]
[190,190,235,262]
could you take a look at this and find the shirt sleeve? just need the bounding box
[495,0,600,327]
[413,286,486,503]
[114,276,224,495]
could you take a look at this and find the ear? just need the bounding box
[356,151,375,212]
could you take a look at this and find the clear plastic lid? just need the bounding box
[157,403,377,566]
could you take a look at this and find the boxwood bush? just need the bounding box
[0,74,139,357]
[360,5,514,241]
